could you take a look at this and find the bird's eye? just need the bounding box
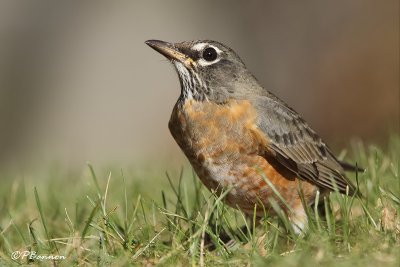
[202,47,218,61]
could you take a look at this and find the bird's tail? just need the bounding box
[338,160,365,173]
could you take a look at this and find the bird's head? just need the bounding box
[146,40,260,103]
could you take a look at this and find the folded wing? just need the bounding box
[252,93,357,195]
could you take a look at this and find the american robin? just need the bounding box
[146,39,362,233]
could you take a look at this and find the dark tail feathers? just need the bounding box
[339,160,365,173]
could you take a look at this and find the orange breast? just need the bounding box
[168,99,317,215]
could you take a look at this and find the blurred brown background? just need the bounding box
[0,1,398,169]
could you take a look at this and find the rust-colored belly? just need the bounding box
[168,99,316,215]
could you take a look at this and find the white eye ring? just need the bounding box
[192,43,222,66]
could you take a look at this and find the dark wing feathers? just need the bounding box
[253,94,357,195]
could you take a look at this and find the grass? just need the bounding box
[0,136,399,266]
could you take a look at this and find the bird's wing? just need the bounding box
[252,94,357,195]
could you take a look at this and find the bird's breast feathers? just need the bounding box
[169,98,269,159]
[168,98,271,188]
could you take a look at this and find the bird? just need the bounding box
[145,39,362,234]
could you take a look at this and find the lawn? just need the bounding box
[0,137,399,266]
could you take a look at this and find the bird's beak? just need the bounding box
[145,39,195,68]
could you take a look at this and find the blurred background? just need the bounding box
[0,1,398,170]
